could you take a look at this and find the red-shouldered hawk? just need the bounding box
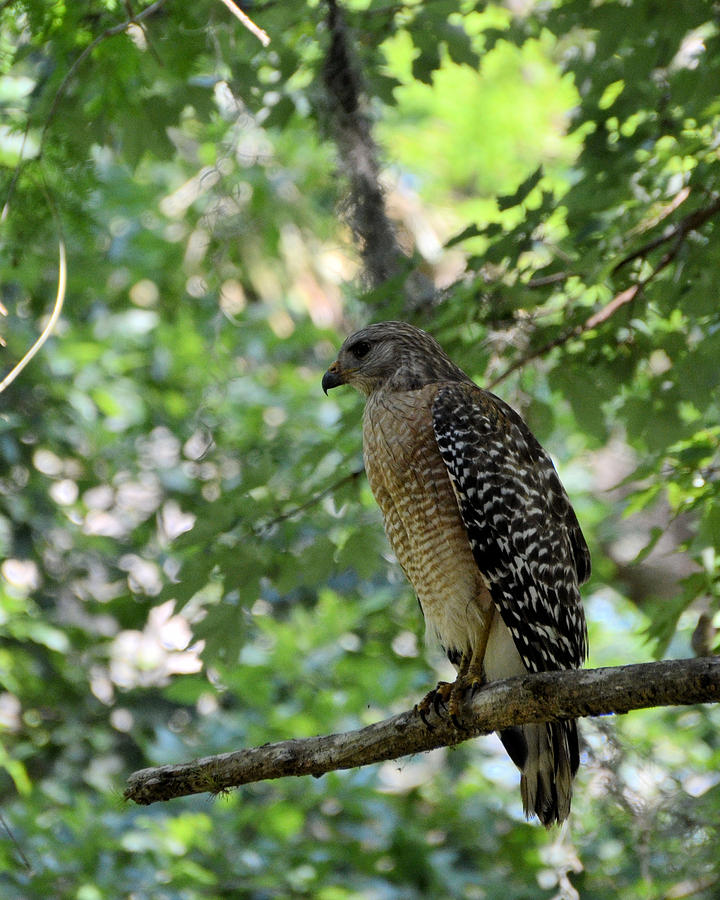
[322,321,590,826]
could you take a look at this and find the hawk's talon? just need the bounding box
[415,676,486,730]
[450,712,470,732]
[419,710,434,731]
[414,681,453,729]
[447,672,486,729]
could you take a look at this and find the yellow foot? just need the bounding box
[448,674,486,730]
[414,681,453,730]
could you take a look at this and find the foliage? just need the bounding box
[1,0,719,897]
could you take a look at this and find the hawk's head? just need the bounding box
[322,321,469,397]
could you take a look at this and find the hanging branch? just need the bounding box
[124,656,720,805]
[322,0,434,307]
[487,282,640,390]
[323,0,403,288]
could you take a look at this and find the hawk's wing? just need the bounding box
[432,382,589,674]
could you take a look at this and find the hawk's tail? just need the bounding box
[500,720,580,827]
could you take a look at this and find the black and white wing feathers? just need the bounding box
[432,382,589,675]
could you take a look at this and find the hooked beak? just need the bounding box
[322,360,346,395]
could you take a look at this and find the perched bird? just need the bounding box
[322,321,590,825]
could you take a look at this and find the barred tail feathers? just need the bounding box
[501,720,579,827]
[486,610,579,826]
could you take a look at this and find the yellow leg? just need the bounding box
[468,604,495,682]
[415,606,496,730]
[448,605,496,728]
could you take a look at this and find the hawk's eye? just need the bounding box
[350,340,371,359]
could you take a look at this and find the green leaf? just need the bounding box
[497,166,543,211]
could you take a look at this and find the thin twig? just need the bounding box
[124,656,720,805]
[254,468,364,534]
[612,192,720,274]
[488,197,716,389]
[665,875,720,900]
[215,0,270,45]
[526,272,570,288]
[627,185,691,238]
[0,811,32,873]
[0,198,66,394]
[40,0,168,147]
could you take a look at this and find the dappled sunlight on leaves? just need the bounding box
[110,601,203,690]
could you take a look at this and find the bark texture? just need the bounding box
[125,657,720,805]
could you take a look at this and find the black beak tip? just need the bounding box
[322,369,343,395]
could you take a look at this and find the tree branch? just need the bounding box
[612,190,720,274]
[486,189,720,388]
[253,468,363,535]
[215,0,270,46]
[124,657,720,805]
[40,0,168,148]
[488,226,681,390]
[487,282,641,389]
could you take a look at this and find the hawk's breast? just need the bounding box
[362,386,492,658]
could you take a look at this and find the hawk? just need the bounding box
[322,321,590,826]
